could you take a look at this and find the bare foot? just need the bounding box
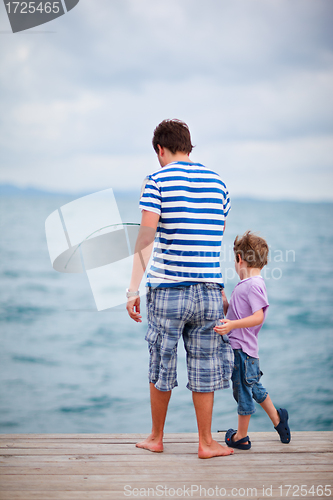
[198,439,234,459]
[136,434,164,453]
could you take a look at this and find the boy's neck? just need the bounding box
[239,267,262,281]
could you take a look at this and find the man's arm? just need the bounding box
[221,289,229,316]
[126,210,160,322]
[214,308,264,336]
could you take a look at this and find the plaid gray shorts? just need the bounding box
[145,283,234,392]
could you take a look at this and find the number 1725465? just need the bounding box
[278,485,332,497]
[5,2,60,14]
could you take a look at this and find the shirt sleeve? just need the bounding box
[223,186,231,218]
[248,283,269,314]
[139,176,162,215]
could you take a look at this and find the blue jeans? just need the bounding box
[232,349,268,415]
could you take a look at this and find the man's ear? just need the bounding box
[157,144,164,156]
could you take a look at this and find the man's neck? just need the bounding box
[169,152,192,164]
[158,148,192,167]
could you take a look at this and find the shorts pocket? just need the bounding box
[203,284,224,320]
[244,356,260,386]
[151,287,186,320]
[220,342,234,381]
[145,325,159,344]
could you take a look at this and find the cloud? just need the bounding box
[202,135,333,200]
[0,0,332,199]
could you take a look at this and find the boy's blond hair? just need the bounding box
[234,231,269,269]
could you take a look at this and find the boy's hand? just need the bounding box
[214,318,233,335]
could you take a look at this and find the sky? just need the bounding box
[0,0,332,200]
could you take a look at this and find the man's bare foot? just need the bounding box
[198,439,234,459]
[136,434,164,453]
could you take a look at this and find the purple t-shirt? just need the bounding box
[227,276,269,358]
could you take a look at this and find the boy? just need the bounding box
[214,231,291,450]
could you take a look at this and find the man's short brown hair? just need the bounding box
[234,231,269,269]
[152,119,194,155]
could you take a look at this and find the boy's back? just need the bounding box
[227,275,269,358]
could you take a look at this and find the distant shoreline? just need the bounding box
[0,183,332,204]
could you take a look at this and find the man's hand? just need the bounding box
[126,296,142,323]
[214,318,233,335]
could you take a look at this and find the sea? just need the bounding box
[0,191,332,434]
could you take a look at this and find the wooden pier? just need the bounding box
[0,432,332,499]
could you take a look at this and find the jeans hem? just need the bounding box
[237,408,256,416]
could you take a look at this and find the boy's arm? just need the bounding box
[214,308,264,336]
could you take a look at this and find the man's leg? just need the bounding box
[192,391,234,459]
[136,383,171,452]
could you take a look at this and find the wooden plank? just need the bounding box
[0,432,331,446]
[0,493,331,500]
[1,451,332,464]
[0,474,331,489]
[0,431,331,439]
[0,431,331,441]
[1,443,332,457]
[1,463,332,475]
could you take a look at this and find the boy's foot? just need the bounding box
[136,434,164,453]
[274,408,291,443]
[198,439,234,459]
[225,428,251,450]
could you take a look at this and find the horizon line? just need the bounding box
[0,182,332,204]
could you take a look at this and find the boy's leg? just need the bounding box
[259,394,280,427]
[136,383,171,452]
[259,394,291,443]
[192,391,234,459]
[231,414,251,444]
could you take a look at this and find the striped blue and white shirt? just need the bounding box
[139,161,231,288]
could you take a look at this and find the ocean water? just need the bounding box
[0,193,332,434]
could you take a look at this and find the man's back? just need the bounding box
[140,160,230,287]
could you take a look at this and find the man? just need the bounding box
[126,119,233,458]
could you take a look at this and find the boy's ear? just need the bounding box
[237,254,246,265]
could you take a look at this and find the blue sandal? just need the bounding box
[225,428,251,450]
[275,408,291,443]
